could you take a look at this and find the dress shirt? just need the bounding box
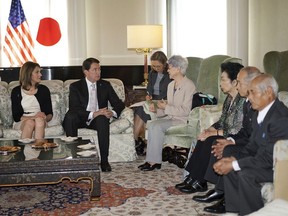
[85,78,117,124]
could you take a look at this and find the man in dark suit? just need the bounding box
[63,58,125,172]
[213,73,288,215]
[192,67,261,213]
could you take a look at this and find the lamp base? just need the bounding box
[141,72,148,87]
[141,80,148,87]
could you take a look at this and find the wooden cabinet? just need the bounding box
[125,85,147,106]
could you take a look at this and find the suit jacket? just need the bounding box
[159,76,196,123]
[68,78,125,122]
[237,98,288,170]
[147,69,172,100]
[230,100,255,146]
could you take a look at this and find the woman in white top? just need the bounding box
[11,61,53,139]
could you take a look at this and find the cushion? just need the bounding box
[3,125,64,139]
[261,183,274,203]
[47,93,63,127]
[77,119,131,136]
[248,199,288,216]
[110,118,131,134]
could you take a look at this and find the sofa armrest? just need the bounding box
[161,104,222,150]
[0,123,3,138]
[273,140,288,201]
[119,107,134,124]
[110,107,133,134]
[187,104,223,139]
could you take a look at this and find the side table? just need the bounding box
[125,85,147,106]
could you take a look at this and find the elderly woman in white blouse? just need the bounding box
[138,55,196,171]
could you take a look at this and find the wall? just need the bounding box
[227,0,249,67]
[85,0,165,66]
[249,0,288,71]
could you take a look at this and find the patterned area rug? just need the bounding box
[0,159,218,216]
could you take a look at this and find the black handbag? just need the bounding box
[192,92,217,109]
[162,146,189,168]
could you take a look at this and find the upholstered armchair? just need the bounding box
[263,50,288,92]
[185,56,203,83]
[249,140,288,215]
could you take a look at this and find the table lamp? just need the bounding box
[127,25,163,86]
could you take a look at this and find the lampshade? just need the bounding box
[127,25,163,49]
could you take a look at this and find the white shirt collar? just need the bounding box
[257,100,275,124]
[85,78,96,88]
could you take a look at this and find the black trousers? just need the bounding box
[185,135,222,181]
[204,149,221,188]
[224,167,273,215]
[205,144,245,192]
[63,111,110,162]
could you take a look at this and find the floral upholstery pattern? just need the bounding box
[260,140,288,206]
[0,79,136,162]
[0,82,13,128]
[278,91,288,107]
[164,104,223,149]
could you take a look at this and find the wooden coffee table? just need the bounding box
[0,137,100,200]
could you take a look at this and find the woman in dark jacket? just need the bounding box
[11,61,53,139]
[134,51,172,155]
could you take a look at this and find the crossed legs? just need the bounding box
[133,114,145,140]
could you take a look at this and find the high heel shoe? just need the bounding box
[140,163,161,171]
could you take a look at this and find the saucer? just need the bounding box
[60,137,78,142]
[77,150,97,157]
[77,143,96,150]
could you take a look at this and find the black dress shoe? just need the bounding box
[204,198,226,214]
[175,176,195,189]
[138,162,149,169]
[140,163,161,171]
[193,189,224,203]
[101,161,112,172]
[179,180,207,194]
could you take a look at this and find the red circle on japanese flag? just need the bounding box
[36,17,61,46]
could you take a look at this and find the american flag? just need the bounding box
[3,0,37,66]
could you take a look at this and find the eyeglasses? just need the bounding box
[151,64,163,69]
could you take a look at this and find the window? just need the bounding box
[167,0,227,58]
[0,0,69,67]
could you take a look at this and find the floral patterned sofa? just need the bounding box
[0,78,137,162]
